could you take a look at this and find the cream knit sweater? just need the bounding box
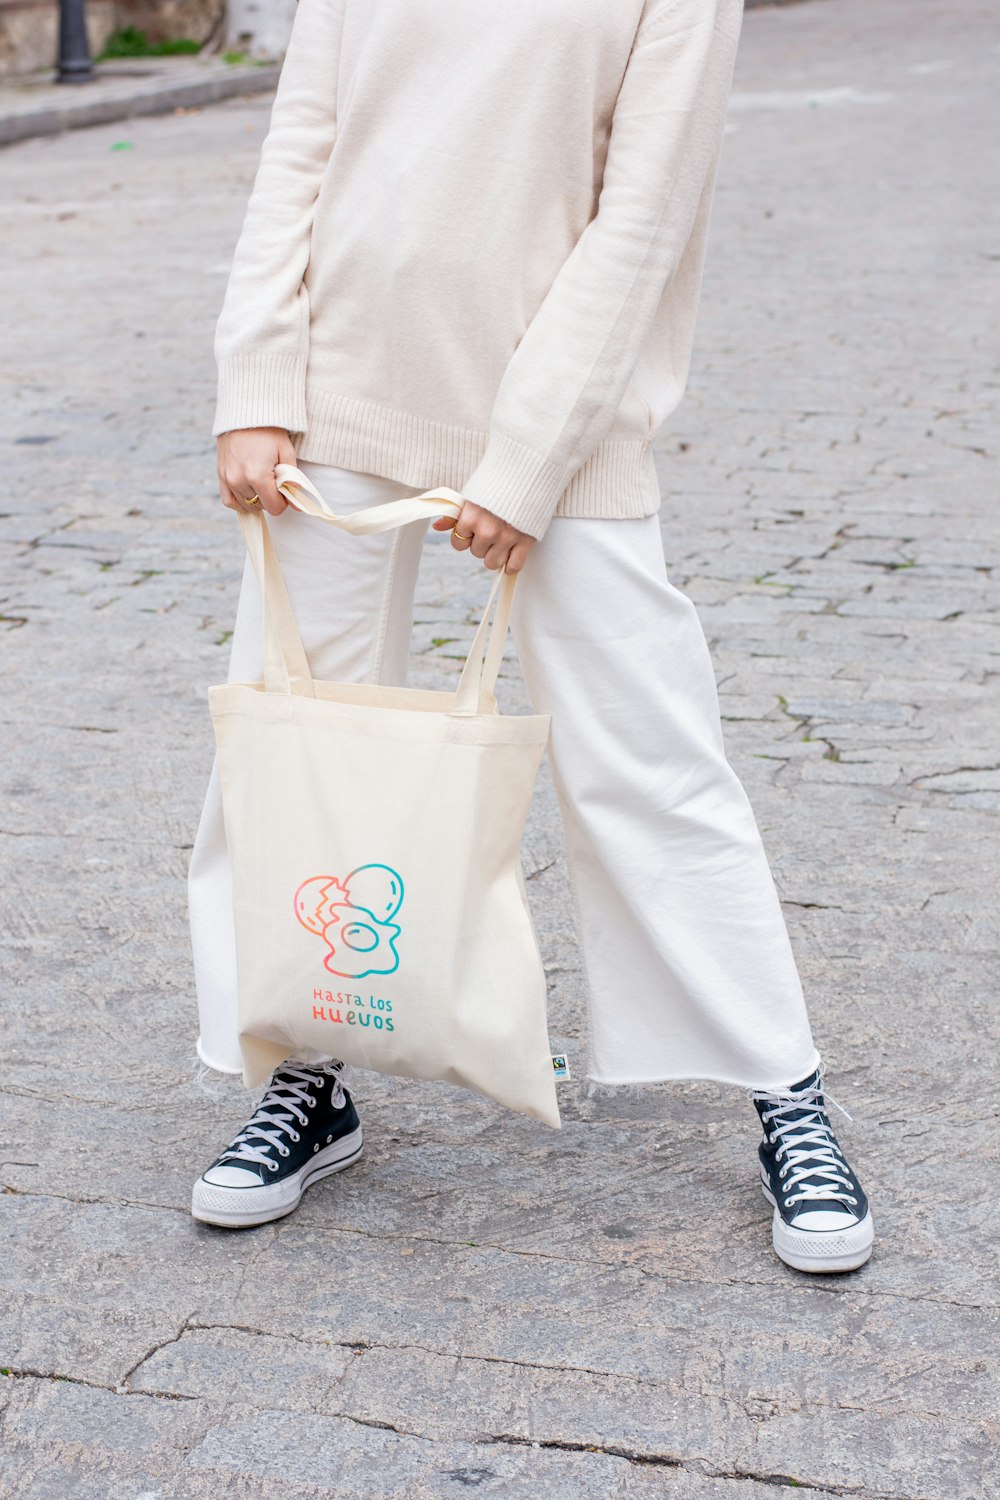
[214,0,743,539]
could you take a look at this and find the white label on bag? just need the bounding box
[551,1054,570,1080]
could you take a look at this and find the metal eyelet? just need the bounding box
[279,1145,289,1157]
[307,1096,317,1107]
[268,1160,278,1173]
[289,1131,300,1143]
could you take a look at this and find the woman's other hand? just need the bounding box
[217,428,297,515]
[431,500,536,574]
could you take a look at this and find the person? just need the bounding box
[187,0,875,1274]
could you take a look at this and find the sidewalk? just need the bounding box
[0,53,279,146]
[1,1,997,1496]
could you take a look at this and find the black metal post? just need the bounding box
[57,0,95,84]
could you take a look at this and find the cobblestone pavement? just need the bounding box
[2,1,997,1495]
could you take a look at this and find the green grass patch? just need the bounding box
[99,27,201,60]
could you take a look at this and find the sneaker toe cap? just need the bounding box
[789,1208,861,1232]
[201,1163,267,1188]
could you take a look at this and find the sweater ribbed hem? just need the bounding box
[214,353,309,438]
[295,386,661,535]
[460,432,571,538]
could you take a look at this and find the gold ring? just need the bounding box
[245,493,261,507]
[452,528,473,541]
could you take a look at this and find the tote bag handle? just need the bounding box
[236,464,517,716]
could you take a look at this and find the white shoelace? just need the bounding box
[748,1078,858,1212]
[218,1062,344,1173]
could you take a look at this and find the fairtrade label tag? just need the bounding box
[551,1054,570,1080]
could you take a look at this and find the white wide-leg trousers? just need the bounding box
[188,462,820,1092]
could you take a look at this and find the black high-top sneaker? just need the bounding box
[191,1058,362,1228]
[749,1068,874,1274]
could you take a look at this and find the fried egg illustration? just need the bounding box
[294,864,403,978]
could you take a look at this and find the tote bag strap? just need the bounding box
[237,465,518,713]
[238,506,315,697]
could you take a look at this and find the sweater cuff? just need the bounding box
[460,433,571,540]
[213,353,309,438]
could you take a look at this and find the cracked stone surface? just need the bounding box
[2,0,998,1496]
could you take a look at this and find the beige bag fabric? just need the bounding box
[209,464,559,1128]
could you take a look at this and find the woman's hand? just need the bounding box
[217,428,298,515]
[431,500,536,573]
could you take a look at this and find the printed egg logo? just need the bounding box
[294,864,404,979]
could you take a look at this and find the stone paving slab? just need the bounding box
[0,1378,844,1500]
[2,0,999,1495]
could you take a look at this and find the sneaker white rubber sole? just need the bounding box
[761,1173,875,1274]
[191,1125,364,1229]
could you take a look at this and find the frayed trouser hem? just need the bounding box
[583,1078,653,1102]
[190,1046,247,1101]
[582,1052,825,1102]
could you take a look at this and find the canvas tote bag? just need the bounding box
[209,464,560,1128]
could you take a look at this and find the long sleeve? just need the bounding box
[213,0,345,438]
[460,0,743,538]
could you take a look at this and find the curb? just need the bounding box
[0,0,826,149]
[0,63,280,147]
